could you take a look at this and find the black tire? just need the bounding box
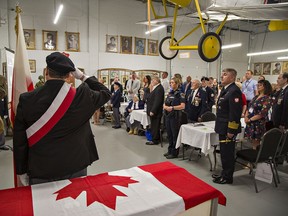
[198,32,222,62]
[159,36,179,60]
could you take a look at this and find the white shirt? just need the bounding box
[161,78,170,93]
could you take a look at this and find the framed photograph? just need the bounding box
[29,59,36,73]
[65,32,80,52]
[106,35,118,53]
[271,62,282,75]
[42,30,57,50]
[120,36,132,54]
[23,29,36,50]
[101,75,108,85]
[134,37,146,55]
[148,39,158,56]
[262,63,271,75]
[283,61,288,73]
[122,75,128,85]
[253,63,262,76]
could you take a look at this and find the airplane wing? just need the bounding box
[207,3,288,20]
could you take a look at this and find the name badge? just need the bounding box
[249,107,253,114]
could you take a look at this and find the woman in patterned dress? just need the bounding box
[244,80,272,150]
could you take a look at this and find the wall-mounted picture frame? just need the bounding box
[65,32,80,52]
[23,29,36,50]
[283,61,288,73]
[148,39,158,56]
[271,62,282,75]
[101,75,109,85]
[262,63,271,75]
[106,35,118,53]
[42,30,57,50]
[253,63,262,76]
[120,36,132,54]
[122,75,128,85]
[29,59,36,73]
[134,37,146,55]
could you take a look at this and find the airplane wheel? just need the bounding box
[198,32,222,62]
[159,36,179,60]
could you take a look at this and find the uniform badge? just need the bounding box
[234,98,239,103]
[211,94,214,97]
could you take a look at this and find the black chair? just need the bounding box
[235,128,283,193]
[200,111,216,122]
[274,130,288,184]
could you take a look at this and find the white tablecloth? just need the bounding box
[129,109,150,129]
[120,102,129,115]
[176,119,246,155]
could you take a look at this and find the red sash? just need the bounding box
[26,82,76,147]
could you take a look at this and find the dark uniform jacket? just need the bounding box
[110,89,122,108]
[146,84,164,117]
[164,89,186,119]
[185,87,209,122]
[215,82,242,135]
[272,86,288,128]
[203,86,215,111]
[13,77,111,179]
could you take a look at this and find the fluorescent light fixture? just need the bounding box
[222,43,242,50]
[145,25,166,35]
[247,48,288,56]
[53,4,63,24]
[277,56,288,60]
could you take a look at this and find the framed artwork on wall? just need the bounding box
[101,75,109,85]
[106,35,118,53]
[120,36,132,54]
[283,61,288,73]
[65,32,80,52]
[42,30,57,50]
[23,29,36,50]
[271,62,282,75]
[29,59,36,73]
[134,37,146,55]
[148,39,158,56]
[253,63,262,76]
[262,63,271,75]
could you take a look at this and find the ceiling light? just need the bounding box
[145,25,166,35]
[277,56,288,60]
[53,4,63,24]
[247,48,288,56]
[222,43,242,49]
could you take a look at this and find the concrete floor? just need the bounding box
[1,122,288,216]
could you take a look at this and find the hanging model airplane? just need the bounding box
[142,0,288,62]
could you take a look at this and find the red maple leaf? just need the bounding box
[54,173,138,210]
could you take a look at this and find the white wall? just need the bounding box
[0,0,287,85]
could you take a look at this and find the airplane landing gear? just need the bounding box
[159,36,179,60]
[198,32,222,62]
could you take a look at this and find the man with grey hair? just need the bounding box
[146,76,164,145]
[185,79,208,122]
[126,72,140,100]
[213,68,242,185]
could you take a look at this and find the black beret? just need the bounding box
[46,52,75,75]
[114,82,121,87]
[201,77,209,81]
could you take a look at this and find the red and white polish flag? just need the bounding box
[0,162,226,216]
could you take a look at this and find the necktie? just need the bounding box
[134,102,136,109]
[131,80,134,89]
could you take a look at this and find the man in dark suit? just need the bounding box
[201,77,215,111]
[272,72,288,131]
[110,82,122,129]
[213,68,242,184]
[146,76,164,145]
[185,79,209,122]
[13,52,111,186]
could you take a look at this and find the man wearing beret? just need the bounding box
[13,52,111,186]
[110,82,122,129]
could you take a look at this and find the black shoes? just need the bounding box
[212,174,222,179]
[112,125,121,129]
[166,154,178,159]
[213,177,233,184]
[145,141,158,145]
[163,152,169,157]
[0,145,9,151]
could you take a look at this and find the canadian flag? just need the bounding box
[0,162,226,216]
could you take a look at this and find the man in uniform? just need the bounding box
[13,52,111,185]
[213,68,242,184]
[201,77,215,111]
[272,72,288,131]
[185,79,209,122]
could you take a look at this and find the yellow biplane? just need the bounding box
[144,0,288,62]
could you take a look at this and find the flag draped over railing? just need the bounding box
[11,5,34,187]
